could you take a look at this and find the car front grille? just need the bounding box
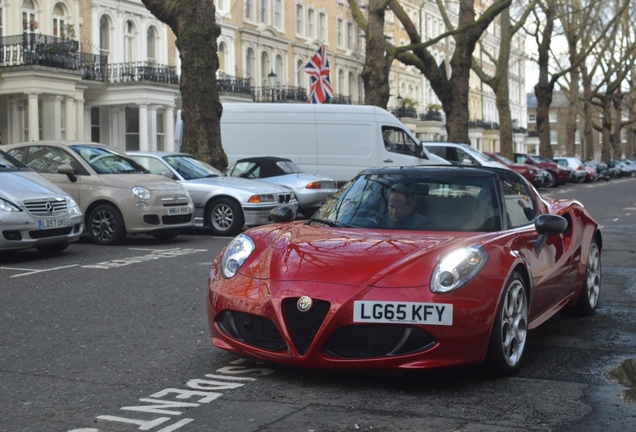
[29,227,74,239]
[24,197,68,216]
[162,214,193,225]
[323,325,436,359]
[277,193,293,204]
[216,310,286,351]
[282,298,331,356]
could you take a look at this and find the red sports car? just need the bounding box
[207,166,602,376]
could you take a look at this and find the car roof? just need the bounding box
[8,140,110,148]
[127,151,190,157]
[358,164,508,179]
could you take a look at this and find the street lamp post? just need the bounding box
[268,70,277,101]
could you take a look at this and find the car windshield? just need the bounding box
[495,154,514,165]
[311,172,501,232]
[164,155,224,180]
[71,145,148,174]
[0,150,24,169]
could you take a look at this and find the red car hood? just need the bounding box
[239,223,483,288]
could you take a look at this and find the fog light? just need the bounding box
[136,202,149,210]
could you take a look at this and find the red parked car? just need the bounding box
[514,153,571,187]
[484,152,545,188]
[207,166,602,376]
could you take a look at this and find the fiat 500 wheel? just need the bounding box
[208,198,245,236]
[486,272,528,376]
[573,240,601,316]
[88,204,126,245]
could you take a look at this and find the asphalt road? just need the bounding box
[1,178,635,432]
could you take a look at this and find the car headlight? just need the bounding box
[0,198,21,212]
[528,168,538,175]
[132,186,151,200]
[221,234,256,278]
[248,194,276,203]
[431,245,488,293]
[66,195,82,217]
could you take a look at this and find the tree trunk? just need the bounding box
[534,0,556,159]
[494,7,512,158]
[142,0,227,171]
[600,97,612,163]
[362,0,391,108]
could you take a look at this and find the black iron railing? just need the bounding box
[392,107,418,118]
[217,74,252,95]
[0,33,79,69]
[421,111,444,121]
[104,61,179,84]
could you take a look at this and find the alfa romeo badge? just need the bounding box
[297,296,313,312]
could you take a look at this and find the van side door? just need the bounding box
[381,126,427,166]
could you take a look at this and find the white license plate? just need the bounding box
[353,301,453,326]
[38,218,67,230]
[167,206,189,215]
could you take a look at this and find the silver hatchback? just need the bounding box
[0,150,83,253]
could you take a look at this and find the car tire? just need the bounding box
[485,271,528,377]
[208,198,245,236]
[572,240,601,316]
[630,171,636,178]
[544,171,557,188]
[36,243,70,254]
[88,204,126,245]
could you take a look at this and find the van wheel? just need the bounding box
[208,198,244,236]
[88,204,126,245]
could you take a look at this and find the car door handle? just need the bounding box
[383,159,393,163]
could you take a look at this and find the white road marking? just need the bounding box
[2,264,79,278]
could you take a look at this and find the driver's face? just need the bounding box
[388,192,412,221]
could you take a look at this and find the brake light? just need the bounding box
[306,182,322,189]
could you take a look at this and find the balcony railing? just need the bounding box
[217,74,252,95]
[0,33,79,69]
[104,61,179,84]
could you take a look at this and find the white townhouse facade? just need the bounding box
[0,0,180,153]
[0,0,528,154]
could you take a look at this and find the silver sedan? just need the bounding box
[227,156,338,218]
[128,152,299,236]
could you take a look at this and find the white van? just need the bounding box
[177,103,448,185]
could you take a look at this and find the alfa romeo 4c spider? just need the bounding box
[207,165,601,376]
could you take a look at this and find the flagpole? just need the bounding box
[273,44,322,101]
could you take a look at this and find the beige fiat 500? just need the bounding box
[5,141,194,245]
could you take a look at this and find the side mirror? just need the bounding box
[160,171,175,179]
[534,214,567,254]
[57,163,77,183]
[270,205,296,223]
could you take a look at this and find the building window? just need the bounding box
[337,18,343,47]
[549,112,557,122]
[124,20,135,62]
[273,0,282,28]
[347,22,354,49]
[22,0,37,34]
[147,27,156,62]
[296,59,304,86]
[260,51,270,86]
[217,0,227,12]
[245,47,255,79]
[52,4,65,39]
[91,107,100,143]
[528,113,536,123]
[550,130,557,145]
[575,130,580,144]
[99,16,110,58]
[319,12,327,43]
[218,42,226,75]
[245,0,254,20]
[307,9,315,38]
[157,112,165,151]
[259,0,268,24]
[125,108,140,151]
[274,54,283,85]
[296,5,303,35]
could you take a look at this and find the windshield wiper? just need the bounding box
[307,217,350,228]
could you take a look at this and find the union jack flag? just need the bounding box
[305,45,333,104]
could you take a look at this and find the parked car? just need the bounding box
[513,153,571,187]
[484,152,545,188]
[553,156,588,183]
[4,142,194,245]
[207,165,602,376]
[621,159,636,177]
[128,151,299,236]
[0,149,83,253]
[587,161,612,181]
[227,157,338,218]
[422,142,509,169]
[613,160,636,177]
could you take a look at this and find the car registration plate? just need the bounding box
[38,218,67,230]
[353,301,453,326]
[167,206,189,215]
